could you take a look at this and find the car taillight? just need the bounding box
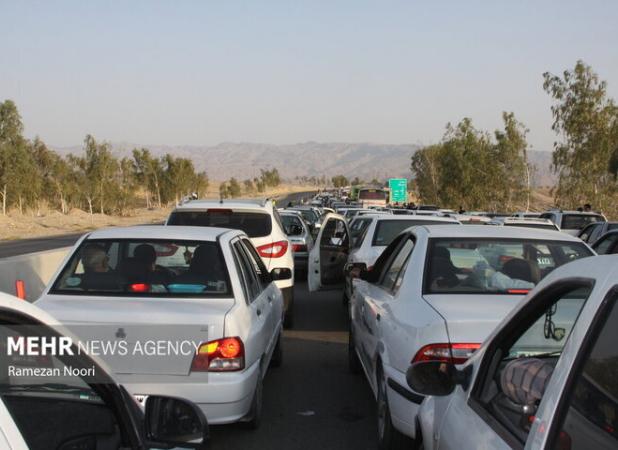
[191,337,245,372]
[129,283,150,293]
[257,240,289,258]
[292,243,307,252]
[412,343,481,364]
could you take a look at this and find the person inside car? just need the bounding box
[82,245,109,273]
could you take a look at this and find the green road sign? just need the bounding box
[389,178,407,203]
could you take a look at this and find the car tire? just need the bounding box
[348,326,361,374]
[270,333,283,368]
[245,369,263,430]
[377,367,413,450]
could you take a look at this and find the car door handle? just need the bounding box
[267,295,273,303]
[256,308,262,317]
[376,313,381,322]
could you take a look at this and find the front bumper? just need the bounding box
[118,359,260,425]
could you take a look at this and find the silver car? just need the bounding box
[280,210,315,278]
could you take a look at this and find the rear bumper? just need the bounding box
[384,363,421,438]
[119,359,260,425]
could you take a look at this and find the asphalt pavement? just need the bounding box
[0,190,318,258]
[209,281,378,450]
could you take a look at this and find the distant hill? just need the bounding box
[54,142,556,186]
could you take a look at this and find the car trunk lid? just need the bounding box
[35,295,234,376]
[422,294,524,343]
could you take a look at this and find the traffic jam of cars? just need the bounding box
[1,186,617,450]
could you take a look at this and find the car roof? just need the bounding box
[173,199,273,210]
[414,224,582,241]
[544,210,605,216]
[86,225,241,241]
[372,215,459,223]
[501,217,555,225]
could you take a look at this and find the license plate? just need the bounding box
[134,394,149,405]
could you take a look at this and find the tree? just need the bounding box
[227,178,241,198]
[331,175,349,188]
[543,60,618,213]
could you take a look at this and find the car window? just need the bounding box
[579,223,597,242]
[594,234,618,255]
[475,283,592,445]
[371,219,454,247]
[320,218,348,248]
[51,239,230,296]
[424,238,593,295]
[379,238,415,292]
[551,291,618,449]
[168,210,272,238]
[233,241,261,301]
[561,214,604,231]
[588,223,604,243]
[241,238,269,287]
[281,215,304,235]
[350,218,372,249]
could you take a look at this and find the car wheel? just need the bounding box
[348,326,361,374]
[377,367,412,450]
[245,369,263,430]
[270,333,283,368]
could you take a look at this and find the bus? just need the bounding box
[358,188,388,208]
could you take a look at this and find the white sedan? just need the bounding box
[0,292,209,449]
[342,214,460,303]
[409,255,618,450]
[341,225,593,449]
[36,225,287,428]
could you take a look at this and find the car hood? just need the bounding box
[422,294,524,343]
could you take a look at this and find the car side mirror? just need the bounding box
[270,267,292,281]
[346,262,367,279]
[406,362,471,396]
[145,396,208,449]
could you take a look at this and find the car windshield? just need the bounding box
[372,220,455,247]
[51,239,231,297]
[424,238,593,294]
[167,210,272,238]
[561,214,604,230]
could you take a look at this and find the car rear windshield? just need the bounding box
[359,190,387,200]
[561,214,604,230]
[50,239,231,297]
[372,220,455,247]
[292,209,318,224]
[281,215,304,233]
[424,238,592,295]
[167,210,272,237]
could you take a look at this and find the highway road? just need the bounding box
[209,281,378,450]
[0,190,317,258]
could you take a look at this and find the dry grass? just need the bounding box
[0,184,316,240]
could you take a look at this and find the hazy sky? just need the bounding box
[1,1,617,150]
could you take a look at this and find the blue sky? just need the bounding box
[1,0,616,150]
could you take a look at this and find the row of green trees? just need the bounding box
[411,61,618,215]
[0,100,209,215]
[219,168,282,199]
[411,113,531,211]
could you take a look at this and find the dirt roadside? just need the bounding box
[0,184,316,241]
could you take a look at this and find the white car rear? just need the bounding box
[325,225,594,449]
[166,199,296,327]
[35,225,286,427]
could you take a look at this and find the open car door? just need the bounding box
[308,213,350,292]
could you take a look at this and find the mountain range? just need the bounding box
[53,142,556,186]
